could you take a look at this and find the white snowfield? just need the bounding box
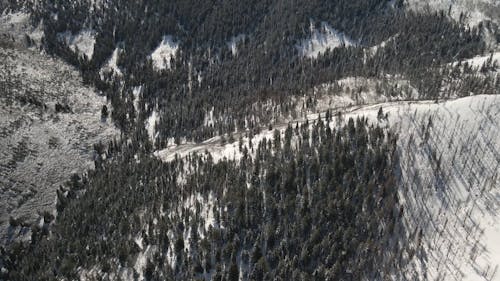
[99,47,123,79]
[155,94,500,281]
[57,29,96,59]
[151,35,179,71]
[343,95,500,281]
[297,22,357,59]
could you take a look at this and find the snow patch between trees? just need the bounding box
[132,86,142,114]
[227,34,245,56]
[99,47,123,79]
[146,109,159,143]
[296,22,357,58]
[151,35,179,71]
[57,30,96,59]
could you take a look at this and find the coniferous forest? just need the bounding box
[0,0,499,280]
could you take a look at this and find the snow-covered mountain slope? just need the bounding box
[0,43,118,243]
[405,0,500,26]
[155,94,500,280]
[343,95,500,281]
[0,11,43,48]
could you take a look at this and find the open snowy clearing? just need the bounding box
[99,46,123,79]
[358,95,500,281]
[146,108,159,143]
[296,21,357,59]
[151,35,179,71]
[57,29,96,59]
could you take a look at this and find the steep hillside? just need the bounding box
[3,0,491,146]
[0,15,118,243]
[344,95,500,281]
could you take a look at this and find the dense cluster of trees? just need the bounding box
[2,118,410,280]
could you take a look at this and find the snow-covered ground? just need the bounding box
[0,11,44,47]
[204,107,215,127]
[227,34,245,56]
[344,95,500,281]
[57,29,96,59]
[151,35,179,71]
[99,46,123,79]
[451,51,500,70]
[0,41,118,244]
[405,0,500,26]
[132,85,142,113]
[296,22,357,58]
